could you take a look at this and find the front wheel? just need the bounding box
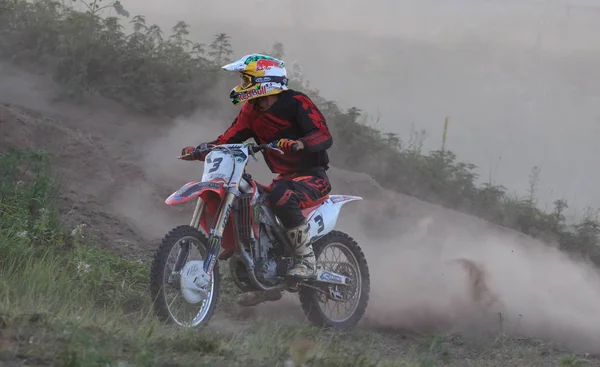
[149,225,220,327]
[298,230,370,329]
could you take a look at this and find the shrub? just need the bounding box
[0,0,221,115]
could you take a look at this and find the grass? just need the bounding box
[1,148,598,366]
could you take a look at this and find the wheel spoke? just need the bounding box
[168,293,179,308]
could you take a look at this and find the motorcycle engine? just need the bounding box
[254,224,288,284]
[255,258,278,283]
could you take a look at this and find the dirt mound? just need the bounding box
[0,102,151,258]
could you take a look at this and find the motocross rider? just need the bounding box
[180,53,333,307]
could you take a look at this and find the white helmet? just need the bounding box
[221,53,289,106]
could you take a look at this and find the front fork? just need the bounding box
[172,193,235,277]
[202,193,236,276]
[172,198,206,274]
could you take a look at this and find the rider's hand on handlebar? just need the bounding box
[180,146,198,160]
[276,139,303,153]
[180,142,210,161]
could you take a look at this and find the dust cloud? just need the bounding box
[342,198,600,354]
[137,106,600,354]
[241,180,600,354]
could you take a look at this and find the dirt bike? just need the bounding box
[149,141,370,329]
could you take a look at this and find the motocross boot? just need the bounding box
[286,220,317,278]
[236,289,283,307]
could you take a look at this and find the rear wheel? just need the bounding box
[298,230,370,329]
[149,225,220,327]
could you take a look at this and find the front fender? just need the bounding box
[165,181,225,205]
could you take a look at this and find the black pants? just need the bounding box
[269,168,331,228]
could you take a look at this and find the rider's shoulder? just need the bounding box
[285,89,307,98]
[282,89,315,105]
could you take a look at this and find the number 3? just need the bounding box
[207,157,223,173]
[314,215,324,233]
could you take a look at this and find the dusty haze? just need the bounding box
[105,0,600,216]
[119,107,600,355]
[4,0,600,357]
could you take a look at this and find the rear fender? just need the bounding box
[306,195,362,241]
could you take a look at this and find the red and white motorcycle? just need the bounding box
[149,142,370,329]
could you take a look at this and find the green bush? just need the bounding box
[0,149,147,315]
[0,0,221,115]
[1,0,599,263]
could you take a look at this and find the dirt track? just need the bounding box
[3,62,600,355]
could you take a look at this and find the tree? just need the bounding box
[208,33,233,65]
[270,42,285,59]
[346,107,362,124]
[526,165,541,206]
[552,199,568,231]
[383,132,400,149]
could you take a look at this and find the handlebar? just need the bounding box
[249,141,283,154]
[248,141,301,153]
[179,141,299,160]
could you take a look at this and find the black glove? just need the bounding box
[196,142,210,151]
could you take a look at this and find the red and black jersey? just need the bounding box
[209,90,332,175]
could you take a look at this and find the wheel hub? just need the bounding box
[180,260,211,304]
